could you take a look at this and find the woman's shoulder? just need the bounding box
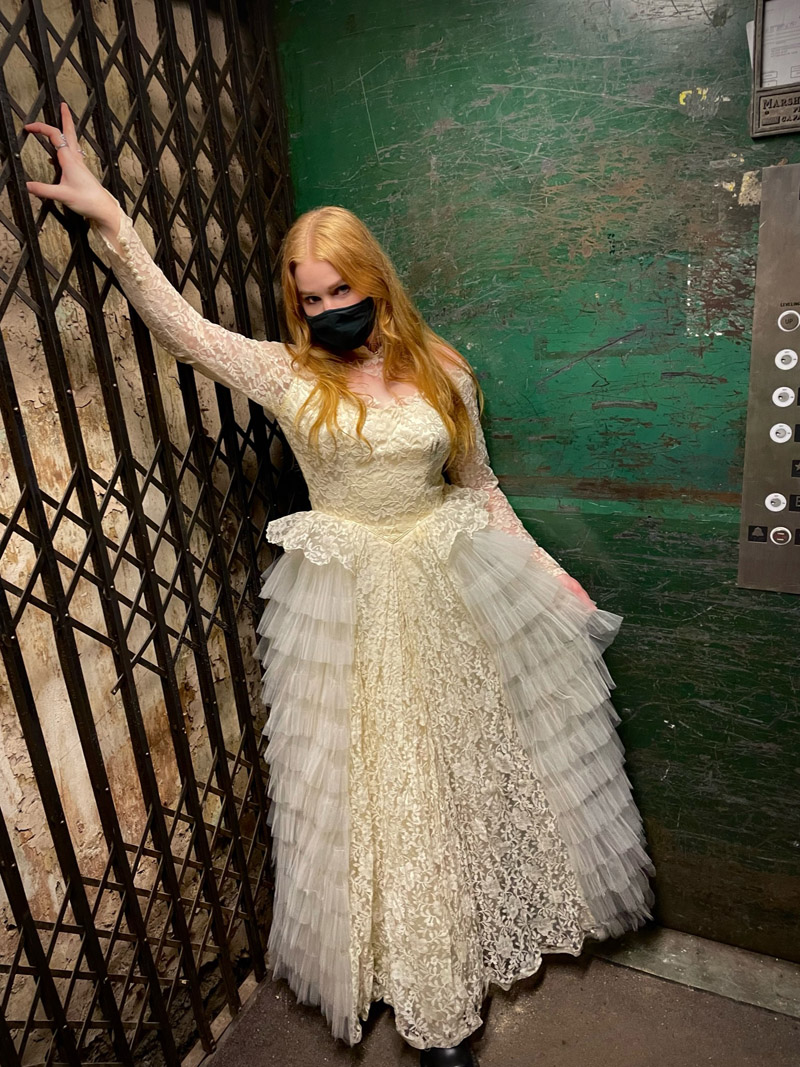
[261,339,311,378]
[430,338,473,383]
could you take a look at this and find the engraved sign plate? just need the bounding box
[749,0,800,138]
[755,89,800,136]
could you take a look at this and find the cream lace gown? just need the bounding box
[91,204,656,1051]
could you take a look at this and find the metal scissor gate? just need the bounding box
[0,1,301,1062]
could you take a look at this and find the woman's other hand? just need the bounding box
[23,101,119,230]
[557,571,597,610]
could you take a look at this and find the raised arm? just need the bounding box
[87,197,295,414]
[23,103,295,414]
[445,361,569,580]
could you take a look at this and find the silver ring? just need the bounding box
[56,135,85,157]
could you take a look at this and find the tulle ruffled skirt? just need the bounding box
[256,487,655,1049]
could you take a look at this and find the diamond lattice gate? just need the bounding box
[0,1,303,1063]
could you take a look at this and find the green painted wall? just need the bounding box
[273,0,800,960]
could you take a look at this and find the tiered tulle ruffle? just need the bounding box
[256,549,356,1042]
[257,487,656,1046]
[447,526,656,939]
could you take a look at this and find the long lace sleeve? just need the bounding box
[88,196,296,414]
[447,365,568,579]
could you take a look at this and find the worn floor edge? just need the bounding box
[587,926,800,1019]
[184,926,800,1066]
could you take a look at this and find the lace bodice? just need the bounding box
[89,200,566,577]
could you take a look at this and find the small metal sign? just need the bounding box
[749,0,800,139]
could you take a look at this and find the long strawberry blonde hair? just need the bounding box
[279,205,484,471]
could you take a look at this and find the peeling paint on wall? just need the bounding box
[678,86,731,118]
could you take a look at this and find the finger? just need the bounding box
[61,101,78,149]
[26,180,68,201]
[24,115,72,155]
[24,121,62,142]
[27,125,67,154]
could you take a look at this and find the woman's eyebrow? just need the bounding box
[298,280,346,295]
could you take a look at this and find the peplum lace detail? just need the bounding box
[266,485,491,571]
[273,371,572,583]
[88,197,297,415]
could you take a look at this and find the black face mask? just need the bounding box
[305,296,377,351]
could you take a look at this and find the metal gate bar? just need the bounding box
[0,0,299,1063]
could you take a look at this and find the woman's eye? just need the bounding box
[302,286,348,305]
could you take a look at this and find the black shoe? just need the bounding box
[419,1037,477,1066]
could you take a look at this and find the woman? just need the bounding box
[24,103,656,1067]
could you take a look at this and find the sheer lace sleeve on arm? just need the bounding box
[447,365,568,579]
[88,196,295,414]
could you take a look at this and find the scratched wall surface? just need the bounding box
[273,0,800,960]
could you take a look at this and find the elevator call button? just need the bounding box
[772,386,796,406]
[770,527,792,545]
[765,493,787,511]
[778,309,800,331]
[770,422,793,442]
[776,349,798,370]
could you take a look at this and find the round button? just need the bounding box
[772,386,796,407]
[775,348,799,370]
[778,310,800,332]
[770,527,792,545]
[765,492,787,511]
[770,422,793,442]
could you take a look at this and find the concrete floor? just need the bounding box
[195,935,800,1067]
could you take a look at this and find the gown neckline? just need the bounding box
[353,391,425,410]
[341,345,425,410]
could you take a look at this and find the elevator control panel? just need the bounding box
[738,162,800,594]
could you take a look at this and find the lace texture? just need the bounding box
[257,512,655,1049]
[93,205,656,1049]
[345,529,600,1048]
[89,198,296,414]
[90,200,567,574]
[265,484,490,570]
[446,366,567,577]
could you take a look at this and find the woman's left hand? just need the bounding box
[557,572,596,610]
